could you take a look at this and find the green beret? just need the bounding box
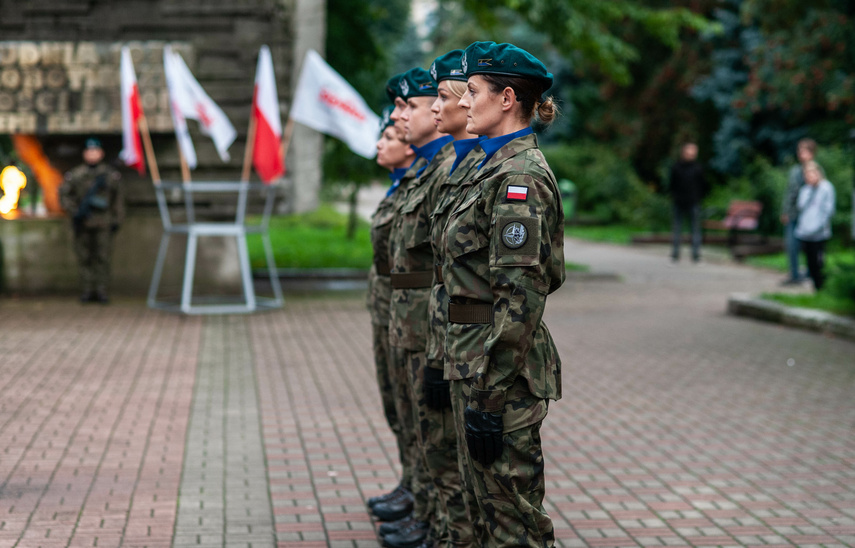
[461,41,553,90]
[398,67,437,99]
[84,137,102,150]
[385,73,404,102]
[379,105,395,132]
[430,50,467,83]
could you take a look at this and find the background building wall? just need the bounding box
[0,0,327,295]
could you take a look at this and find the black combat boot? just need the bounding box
[381,520,429,548]
[378,513,415,537]
[367,481,406,509]
[370,487,414,522]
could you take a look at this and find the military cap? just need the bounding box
[385,73,404,102]
[84,137,102,149]
[430,50,467,83]
[461,41,553,90]
[379,105,395,132]
[398,67,437,99]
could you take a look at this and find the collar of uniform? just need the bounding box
[386,167,407,196]
[478,127,534,169]
[450,136,486,175]
[411,135,454,164]
[411,135,454,178]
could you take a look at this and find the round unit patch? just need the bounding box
[502,221,528,249]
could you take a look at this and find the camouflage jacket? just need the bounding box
[426,142,486,367]
[388,141,456,351]
[438,133,565,414]
[367,185,400,327]
[59,163,124,230]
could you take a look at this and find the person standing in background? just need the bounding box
[59,138,124,303]
[780,138,818,285]
[669,141,705,263]
[795,161,835,291]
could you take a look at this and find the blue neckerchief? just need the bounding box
[411,135,454,178]
[385,168,407,196]
[478,127,534,169]
[449,137,486,175]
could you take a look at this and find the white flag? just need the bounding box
[163,45,237,167]
[290,50,379,159]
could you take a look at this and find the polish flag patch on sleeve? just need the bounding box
[506,185,528,201]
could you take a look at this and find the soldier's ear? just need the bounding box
[404,146,416,158]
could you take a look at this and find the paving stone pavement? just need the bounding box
[0,239,853,548]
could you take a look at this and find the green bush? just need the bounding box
[814,146,853,246]
[703,156,787,235]
[542,141,670,230]
[825,255,855,305]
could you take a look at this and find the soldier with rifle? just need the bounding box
[60,138,124,303]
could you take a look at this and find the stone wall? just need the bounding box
[0,0,328,296]
[0,0,325,212]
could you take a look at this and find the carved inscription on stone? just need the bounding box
[0,41,191,134]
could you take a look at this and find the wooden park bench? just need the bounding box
[703,200,779,260]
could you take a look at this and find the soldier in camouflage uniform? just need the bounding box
[59,138,124,303]
[367,104,419,518]
[370,72,436,535]
[387,52,486,548]
[426,51,489,547]
[384,66,453,548]
[437,42,565,548]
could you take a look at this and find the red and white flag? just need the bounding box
[163,45,237,168]
[119,46,145,175]
[290,49,379,159]
[251,45,285,183]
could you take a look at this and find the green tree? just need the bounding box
[323,0,410,237]
[457,0,717,85]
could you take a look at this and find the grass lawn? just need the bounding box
[565,224,638,245]
[246,205,373,270]
[762,291,855,317]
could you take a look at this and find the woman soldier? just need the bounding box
[437,41,564,548]
[385,50,483,548]
[366,102,418,520]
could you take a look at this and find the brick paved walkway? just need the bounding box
[0,239,853,548]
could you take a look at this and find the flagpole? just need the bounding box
[177,143,192,183]
[137,113,161,184]
[240,110,258,183]
[280,116,296,162]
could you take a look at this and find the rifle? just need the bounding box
[73,174,108,233]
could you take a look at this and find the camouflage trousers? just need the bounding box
[373,323,413,489]
[450,379,555,548]
[390,346,432,520]
[405,353,474,547]
[72,227,114,294]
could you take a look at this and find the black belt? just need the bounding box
[448,302,492,324]
[434,263,443,285]
[375,261,391,276]
[390,271,433,289]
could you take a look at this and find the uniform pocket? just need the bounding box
[445,321,490,380]
[447,189,488,260]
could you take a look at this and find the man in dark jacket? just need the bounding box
[669,141,705,262]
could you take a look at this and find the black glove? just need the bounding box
[110,224,119,234]
[464,407,503,466]
[423,367,451,410]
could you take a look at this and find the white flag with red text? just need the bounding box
[163,45,237,168]
[119,46,145,175]
[290,49,379,159]
[251,45,285,183]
